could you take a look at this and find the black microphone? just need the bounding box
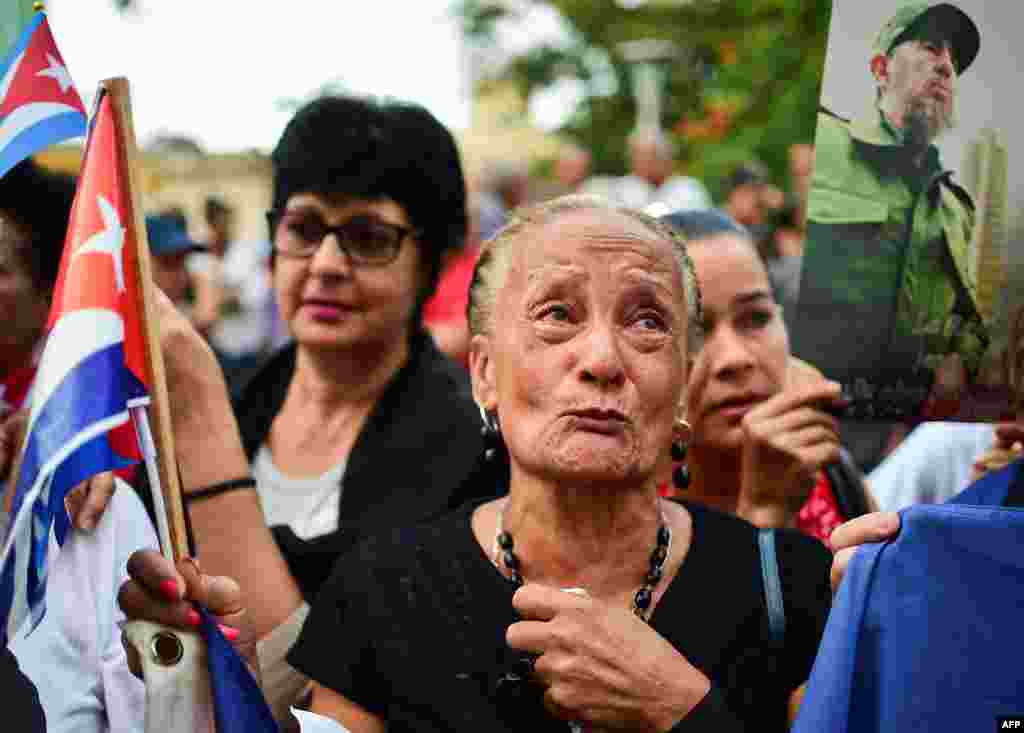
[824,449,872,520]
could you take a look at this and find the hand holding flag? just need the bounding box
[93,76,277,733]
[1,70,278,730]
[121,548,278,733]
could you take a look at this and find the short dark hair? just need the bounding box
[659,208,748,242]
[725,161,769,195]
[270,95,468,317]
[0,158,77,291]
[203,195,231,223]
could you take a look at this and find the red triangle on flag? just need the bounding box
[48,89,149,395]
[0,15,85,119]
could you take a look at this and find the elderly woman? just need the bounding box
[122,196,831,732]
[660,209,872,542]
[157,95,500,720]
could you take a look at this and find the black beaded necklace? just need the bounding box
[493,500,673,620]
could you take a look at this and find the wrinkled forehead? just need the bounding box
[509,209,681,289]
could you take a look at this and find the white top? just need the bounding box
[598,174,712,213]
[868,422,996,512]
[188,241,275,357]
[252,443,346,540]
[293,708,352,732]
[7,481,158,733]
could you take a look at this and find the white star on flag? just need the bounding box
[36,53,73,94]
[72,196,127,293]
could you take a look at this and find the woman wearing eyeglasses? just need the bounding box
[175,95,500,722]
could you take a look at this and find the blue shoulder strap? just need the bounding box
[759,528,786,646]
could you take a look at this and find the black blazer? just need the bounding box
[234,330,506,600]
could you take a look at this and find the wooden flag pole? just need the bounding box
[103,77,189,562]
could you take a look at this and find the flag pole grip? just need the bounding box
[102,77,189,562]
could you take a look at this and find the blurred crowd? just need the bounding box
[100,127,815,398]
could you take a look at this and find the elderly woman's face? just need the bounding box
[272,193,426,354]
[478,208,687,487]
[686,233,788,453]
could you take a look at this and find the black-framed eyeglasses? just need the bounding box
[267,209,418,266]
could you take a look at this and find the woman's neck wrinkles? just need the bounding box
[501,475,663,596]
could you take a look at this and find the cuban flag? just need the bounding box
[0,11,86,179]
[0,87,148,642]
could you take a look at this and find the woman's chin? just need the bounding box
[694,423,745,455]
[292,319,366,351]
[543,446,650,487]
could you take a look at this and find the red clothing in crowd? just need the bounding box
[1,362,36,419]
[795,474,843,548]
[422,245,480,328]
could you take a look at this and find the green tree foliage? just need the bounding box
[456,0,832,201]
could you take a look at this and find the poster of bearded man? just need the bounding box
[790,2,1024,468]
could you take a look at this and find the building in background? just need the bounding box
[36,142,273,243]
[33,79,561,239]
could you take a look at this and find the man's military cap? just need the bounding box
[873,2,980,75]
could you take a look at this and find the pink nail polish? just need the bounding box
[159,579,178,601]
[219,624,240,641]
[186,609,202,627]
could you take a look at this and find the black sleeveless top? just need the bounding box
[289,499,832,732]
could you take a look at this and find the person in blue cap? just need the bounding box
[146,210,218,335]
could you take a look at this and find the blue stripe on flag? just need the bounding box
[0,538,14,641]
[14,342,141,503]
[2,426,135,640]
[0,109,86,179]
[198,608,279,733]
[2,341,144,640]
[27,488,50,628]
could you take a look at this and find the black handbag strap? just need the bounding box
[758,528,786,646]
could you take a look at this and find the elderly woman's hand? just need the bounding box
[507,585,710,732]
[736,372,843,528]
[118,549,255,677]
[829,512,900,594]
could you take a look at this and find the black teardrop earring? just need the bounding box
[672,461,690,491]
[671,418,690,490]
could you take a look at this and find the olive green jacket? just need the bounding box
[792,108,986,387]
